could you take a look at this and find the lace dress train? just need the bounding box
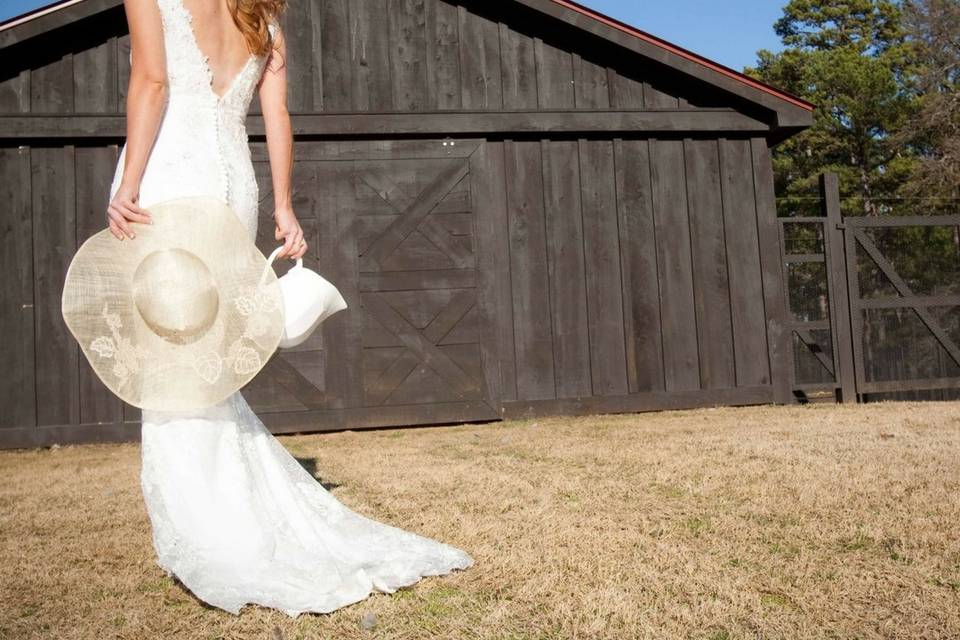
[140,394,473,616]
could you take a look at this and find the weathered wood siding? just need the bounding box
[489,137,776,415]
[0,0,742,117]
[0,0,796,447]
[0,135,781,445]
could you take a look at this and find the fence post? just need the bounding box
[820,173,858,402]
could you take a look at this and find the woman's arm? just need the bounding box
[108,0,166,240]
[258,23,307,260]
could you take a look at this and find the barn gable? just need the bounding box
[0,0,813,142]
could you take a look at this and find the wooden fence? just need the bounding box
[782,173,960,402]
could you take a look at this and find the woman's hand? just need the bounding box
[107,181,152,240]
[274,208,307,259]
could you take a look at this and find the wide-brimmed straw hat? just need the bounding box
[61,196,284,411]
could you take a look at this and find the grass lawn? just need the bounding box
[1,401,959,639]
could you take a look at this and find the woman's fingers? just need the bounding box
[292,228,307,258]
[118,201,152,225]
[107,206,136,239]
[105,194,150,239]
[127,200,152,221]
[275,225,306,259]
[107,218,124,240]
[279,229,297,259]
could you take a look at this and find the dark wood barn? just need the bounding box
[0,0,814,448]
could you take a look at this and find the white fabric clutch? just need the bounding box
[266,247,348,349]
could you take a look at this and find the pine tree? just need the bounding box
[746,0,919,216]
[898,0,960,207]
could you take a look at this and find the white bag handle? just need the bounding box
[261,246,303,285]
[266,246,303,269]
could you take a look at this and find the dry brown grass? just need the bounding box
[1,401,960,639]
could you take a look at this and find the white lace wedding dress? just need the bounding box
[107,0,473,617]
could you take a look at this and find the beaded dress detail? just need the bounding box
[107,0,474,617]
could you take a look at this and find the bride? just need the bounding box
[102,0,474,616]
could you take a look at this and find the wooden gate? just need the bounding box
[782,172,960,402]
[247,139,502,433]
[841,214,960,397]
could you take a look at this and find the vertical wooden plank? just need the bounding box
[573,54,610,109]
[821,172,857,402]
[608,68,645,109]
[751,137,793,403]
[644,82,680,109]
[649,138,700,391]
[350,0,393,112]
[74,37,118,113]
[503,140,552,401]
[719,138,770,387]
[457,6,502,110]
[323,160,365,408]
[0,146,36,428]
[541,140,591,398]
[315,0,351,111]
[32,145,80,426]
[470,140,511,408]
[75,145,123,425]
[578,139,627,395]
[499,24,537,110]
[844,223,866,400]
[389,0,429,111]
[31,53,74,113]
[280,0,314,111]
[685,138,735,389]
[0,69,31,113]
[425,0,461,110]
[534,37,574,109]
[614,138,665,392]
[117,34,131,108]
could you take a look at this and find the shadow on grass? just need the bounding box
[295,457,341,492]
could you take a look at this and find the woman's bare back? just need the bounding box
[181,0,255,98]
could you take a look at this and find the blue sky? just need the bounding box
[0,0,786,71]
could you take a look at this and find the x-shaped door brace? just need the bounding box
[363,290,480,403]
[855,229,960,368]
[358,160,472,269]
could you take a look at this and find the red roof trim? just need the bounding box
[548,0,816,112]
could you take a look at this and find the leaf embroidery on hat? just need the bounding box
[90,336,116,359]
[89,303,147,390]
[255,289,280,313]
[212,283,280,380]
[230,343,262,375]
[193,351,223,384]
[234,295,256,317]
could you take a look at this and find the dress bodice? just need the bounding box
[111,0,276,240]
[155,0,273,116]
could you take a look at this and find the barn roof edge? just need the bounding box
[0,0,816,119]
[547,0,815,112]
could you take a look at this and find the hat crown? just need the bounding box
[132,248,220,345]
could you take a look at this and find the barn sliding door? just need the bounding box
[249,139,502,432]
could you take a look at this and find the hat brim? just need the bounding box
[61,196,283,411]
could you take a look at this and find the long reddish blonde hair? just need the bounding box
[227,0,286,58]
